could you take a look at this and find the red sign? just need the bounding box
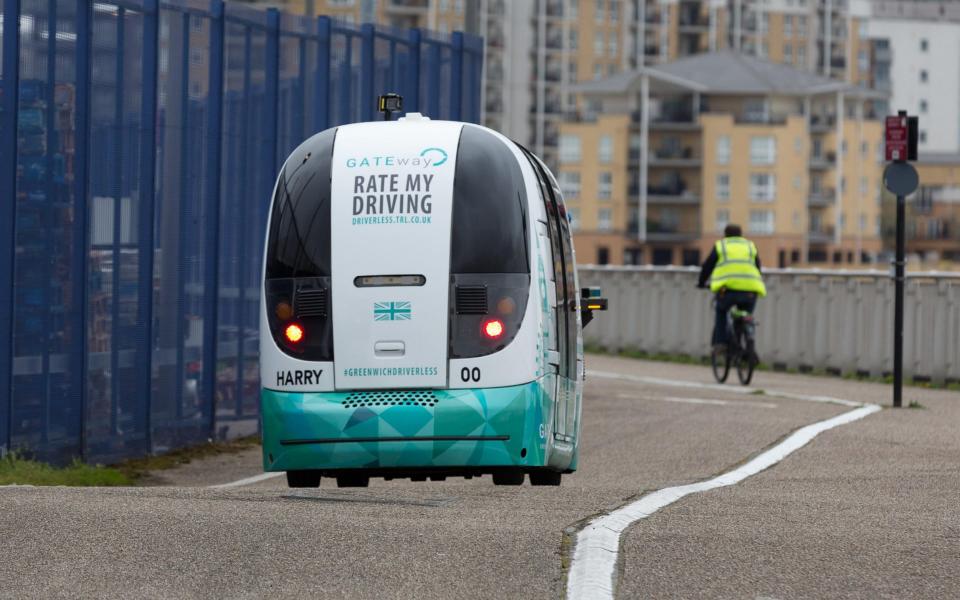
[885,115,908,161]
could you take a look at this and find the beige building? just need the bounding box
[561,51,885,268]
[235,0,468,31]
[905,155,960,264]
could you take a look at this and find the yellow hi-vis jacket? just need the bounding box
[709,237,767,297]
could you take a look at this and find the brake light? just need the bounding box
[284,323,305,343]
[482,319,504,339]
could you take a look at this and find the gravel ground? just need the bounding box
[1,356,953,599]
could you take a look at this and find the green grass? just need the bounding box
[0,453,133,487]
[0,435,261,487]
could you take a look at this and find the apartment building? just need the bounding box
[560,51,885,267]
[904,155,960,263]
[236,0,468,31]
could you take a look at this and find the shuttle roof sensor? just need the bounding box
[378,93,403,121]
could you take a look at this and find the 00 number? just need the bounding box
[460,367,481,383]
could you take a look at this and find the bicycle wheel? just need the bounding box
[711,346,730,383]
[736,337,756,385]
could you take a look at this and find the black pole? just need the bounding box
[893,192,905,408]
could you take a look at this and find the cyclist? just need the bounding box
[696,224,767,352]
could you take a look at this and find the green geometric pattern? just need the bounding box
[261,381,557,472]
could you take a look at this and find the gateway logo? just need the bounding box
[345,147,448,169]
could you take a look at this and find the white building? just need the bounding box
[867,12,960,154]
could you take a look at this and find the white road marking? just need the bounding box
[591,370,864,407]
[210,471,283,489]
[568,371,882,600]
[617,392,778,409]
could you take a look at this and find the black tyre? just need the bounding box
[286,470,321,488]
[492,471,525,486]
[529,471,562,486]
[736,337,756,385]
[336,474,370,488]
[711,346,730,383]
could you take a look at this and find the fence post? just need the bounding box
[450,31,463,121]
[265,8,281,171]
[406,28,421,114]
[360,23,375,121]
[137,0,160,453]
[426,41,440,119]
[0,0,21,456]
[315,16,331,131]
[71,0,92,458]
[203,0,225,440]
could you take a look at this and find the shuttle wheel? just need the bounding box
[529,471,562,486]
[336,474,370,488]
[286,470,321,488]
[492,471,525,486]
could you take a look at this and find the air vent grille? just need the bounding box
[295,288,327,318]
[342,390,439,409]
[455,285,488,315]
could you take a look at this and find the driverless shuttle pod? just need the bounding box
[260,112,606,488]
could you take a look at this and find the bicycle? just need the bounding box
[710,305,759,385]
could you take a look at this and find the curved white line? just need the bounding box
[567,372,882,599]
[210,471,283,489]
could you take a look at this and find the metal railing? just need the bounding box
[0,0,482,463]
[579,266,960,383]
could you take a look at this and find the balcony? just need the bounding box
[809,152,836,169]
[808,189,836,207]
[808,226,836,244]
[809,114,836,132]
[630,181,702,205]
[678,13,709,29]
[646,221,700,242]
[649,147,701,167]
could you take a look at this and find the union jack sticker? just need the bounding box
[374,301,412,321]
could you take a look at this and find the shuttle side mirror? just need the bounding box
[579,287,608,328]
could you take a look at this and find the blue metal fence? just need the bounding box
[0,0,483,464]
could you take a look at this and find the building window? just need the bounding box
[759,13,769,34]
[598,172,613,200]
[597,246,610,265]
[750,136,776,164]
[759,41,769,59]
[598,208,613,231]
[797,45,806,66]
[593,63,603,80]
[920,130,927,144]
[748,210,775,235]
[598,135,613,163]
[921,38,928,52]
[569,29,578,50]
[716,173,730,202]
[920,70,928,83]
[797,15,807,36]
[716,135,731,165]
[749,173,776,202]
[190,47,204,66]
[716,209,730,233]
[794,137,803,154]
[594,0,605,23]
[793,175,802,190]
[559,135,582,163]
[608,35,617,57]
[559,171,581,198]
[568,0,578,19]
[860,177,868,196]
[920,99,928,113]
[784,43,793,64]
[594,32,604,55]
[784,15,793,36]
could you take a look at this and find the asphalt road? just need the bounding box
[1,355,957,599]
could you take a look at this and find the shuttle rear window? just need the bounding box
[451,126,529,274]
[265,128,337,279]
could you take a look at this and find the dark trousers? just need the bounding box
[712,290,757,345]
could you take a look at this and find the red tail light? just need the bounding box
[284,323,305,343]
[482,319,504,339]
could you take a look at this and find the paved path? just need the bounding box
[1,356,956,599]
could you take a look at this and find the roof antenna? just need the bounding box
[378,93,403,121]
